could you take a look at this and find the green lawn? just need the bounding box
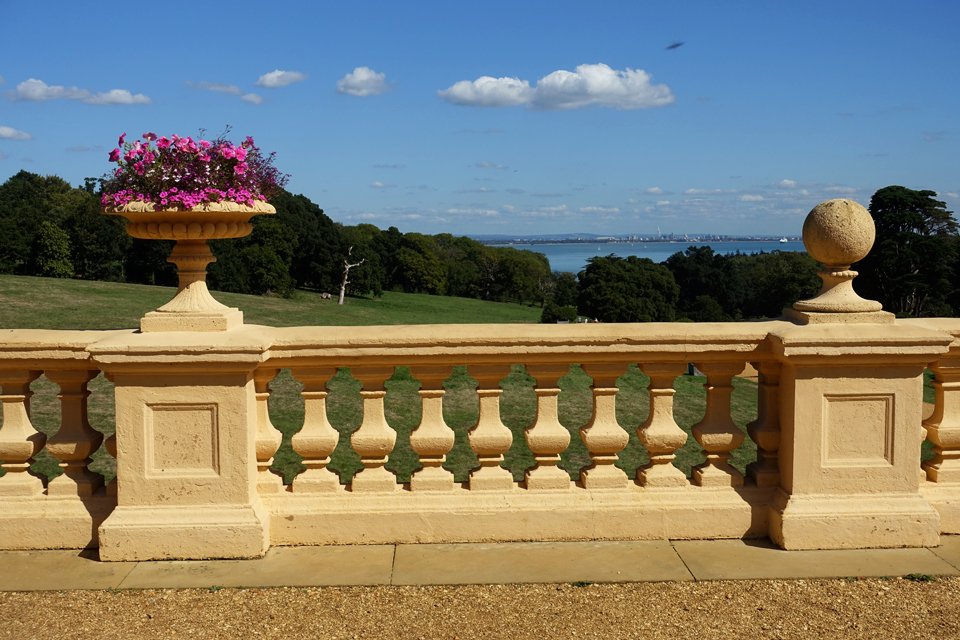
[1,274,760,486]
[0,274,541,329]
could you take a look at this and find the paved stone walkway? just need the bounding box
[4,537,960,591]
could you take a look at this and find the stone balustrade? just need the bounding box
[1,198,959,561]
[0,318,958,560]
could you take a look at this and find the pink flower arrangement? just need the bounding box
[100,129,288,209]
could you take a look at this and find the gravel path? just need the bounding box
[2,577,959,639]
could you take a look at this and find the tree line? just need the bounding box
[1,172,954,322]
[545,186,959,323]
[0,170,551,306]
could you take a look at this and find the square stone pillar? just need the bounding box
[89,328,271,561]
[768,323,951,549]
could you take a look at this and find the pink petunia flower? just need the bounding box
[118,132,126,146]
[108,148,121,162]
[156,137,172,149]
[143,132,158,141]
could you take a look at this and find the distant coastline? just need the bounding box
[484,238,807,273]
[477,234,800,246]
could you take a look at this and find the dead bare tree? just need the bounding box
[339,246,365,305]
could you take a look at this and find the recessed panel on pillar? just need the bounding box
[822,394,894,468]
[145,403,220,478]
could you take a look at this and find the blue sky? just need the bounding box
[1,0,958,236]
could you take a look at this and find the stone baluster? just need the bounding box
[524,364,572,490]
[923,357,960,482]
[467,365,514,490]
[409,365,455,491]
[637,362,689,487]
[291,368,341,492]
[579,364,629,488]
[0,370,43,496]
[350,366,399,492]
[254,368,284,494]
[44,369,103,496]
[746,361,781,487]
[691,361,745,487]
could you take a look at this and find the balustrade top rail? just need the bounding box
[262,321,793,367]
[4,320,959,369]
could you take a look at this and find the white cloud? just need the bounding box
[456,186,495,194]
[0,126,30,140]
[85,89,150,105]
[439,63,673,110]
[446,207,500,217]
[337,66,388,97]
[11,78,149,105]
[824,185,858,195]
[256,69,307,88]
[579,206,620,214]
[474,161,507,170]
[685,188,732,195]
[945,192,959,199]
[14,78,88,101]
[189,81,242,95]
[779,179,797,188]
[370,181,395,189]
[739,194,764,202]
[656,200,671,206]
[645,186,664,195]
[439,75,532,107]
[241,93,264,104]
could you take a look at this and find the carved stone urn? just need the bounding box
[105,200,276,332]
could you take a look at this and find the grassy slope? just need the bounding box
[0,274,541,329]
[1,274,759,484]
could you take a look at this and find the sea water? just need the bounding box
[503,240,806,273]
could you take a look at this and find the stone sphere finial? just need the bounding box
[801,198,875,268]
[789,198,891,323]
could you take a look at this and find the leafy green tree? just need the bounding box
[372,226,405,291]
[394,234,447,294]
[435,234,487,299]
[124,239,177,286]
[552,271,579,308]
[30,220,73,278]
[540,302,579,323]
[210,215,298,296]
[269,190,344,292]
[340,225,384,297]
[492,248,551,304]
[0,171,74,273]
[855,186,958,316]
[665,246,741,321]
[732,251,820,318]
[64,189,129,281]
[577,255,678,322]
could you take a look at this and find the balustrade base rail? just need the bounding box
[264,485,774,546]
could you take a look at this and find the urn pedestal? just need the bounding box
[105,201,276,332]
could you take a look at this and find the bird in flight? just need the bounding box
[666,41,684,50]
